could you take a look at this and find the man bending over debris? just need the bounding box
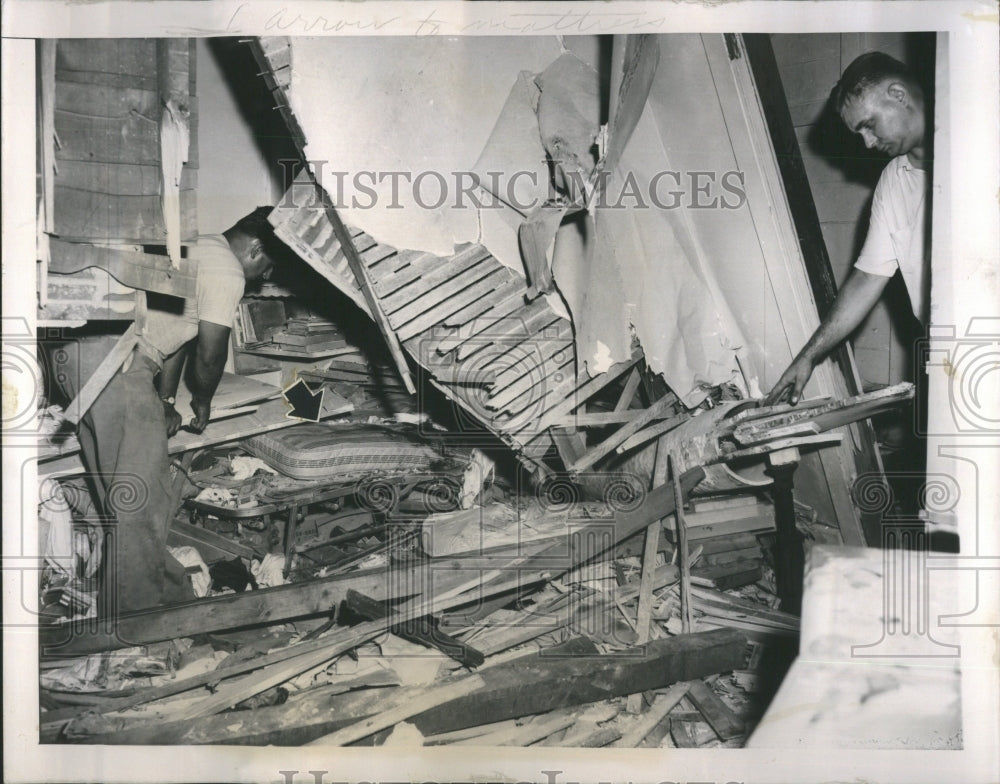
[766,52,930,405]
[63,207,281,614]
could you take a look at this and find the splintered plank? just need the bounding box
[569,394,686,473]
[48,239,197,299]
[69,628,745,745]
[511,354,641,443]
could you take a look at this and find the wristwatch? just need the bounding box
[161,396,176,406]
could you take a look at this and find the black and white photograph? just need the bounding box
[2,2,998,783]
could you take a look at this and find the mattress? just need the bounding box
[242,422,445,481]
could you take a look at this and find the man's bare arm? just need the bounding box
[764,268,890,405]
[158,345,190,437]
[188,321,231,432]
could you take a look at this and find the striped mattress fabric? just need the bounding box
[243,422,446,481]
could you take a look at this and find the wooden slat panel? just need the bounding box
[55,80,159,119]
[433,291,530,356]
[57,39,157,77]
[386,259,497,329]
[54,188,197,243]
[396,266,511,343]
[372,252,444,298]
[440,272,523,328]
[54,108,160,165]
[456,298,552,361]
[490,332,574,397]
[54,160,196,197]
[380,249,491,315]
[375,245,488,300]
[489,345,574,414]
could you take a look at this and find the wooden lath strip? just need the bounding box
[615,367,643,412]
[456,299,552,362]
[488,324,573,391]
[383,254,496,324]
[434,289,530,355]
[569,395,685,473]
[440,273,523,329]
[512,354,642,442]
[495,357,577,422]
[395,267,511,344]
[491,345,578,420]
[374,246,487,300]
[483,330,570,411]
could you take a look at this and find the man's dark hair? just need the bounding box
[833,52,919,113]
[228,206,276,242]
[226,206,286,264]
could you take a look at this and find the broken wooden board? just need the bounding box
[48,239,197,299]
[64,629,745,745]
[732,383,914,445]
[686,679,745,740]
[690,561,763,590]
[166,519,260,562]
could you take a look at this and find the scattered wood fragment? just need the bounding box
[344,589,484,669]
[306,674,487,746]
[686,679,745,740]
[616,681,691,747]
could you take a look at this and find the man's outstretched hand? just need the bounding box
[163,400,182,438]
[764,355,815,406]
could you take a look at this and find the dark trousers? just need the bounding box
[56,338,194,613]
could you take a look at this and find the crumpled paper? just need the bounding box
[251,553,286,589]
[229,456,276,482]
[168,546,211,597]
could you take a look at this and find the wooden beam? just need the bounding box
[68,629,746,745]
[672,453,694,634]
[48,239,197,299]
[626,436,670,713]
[157,38,192,266]
[63,324,137,425]
[614,367,642,412]
[321,202,415,394]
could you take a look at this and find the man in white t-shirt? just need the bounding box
[766,52,929,405]
[65,208,279,614]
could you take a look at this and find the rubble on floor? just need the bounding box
[38,423,800,747]
[40,375,913,747]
